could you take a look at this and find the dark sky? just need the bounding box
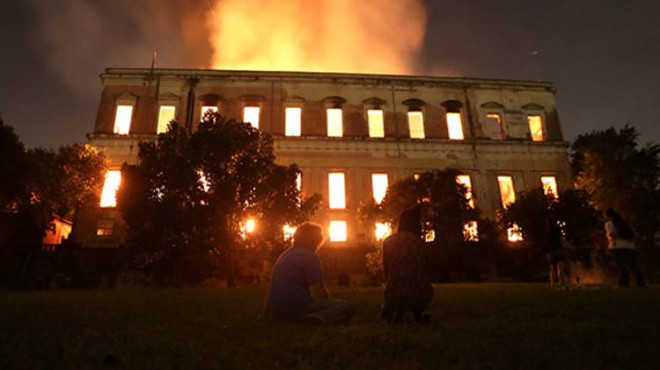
[1,0,659,148]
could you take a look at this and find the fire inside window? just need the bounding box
[463,221,479,242]
[100,170,121,208]
[243,106,260,129]
[446,112,464,140]
[96,220,114,236]
[113,105,133,135]
[285,107,302,136]
[367,109,385,138]
[327,108,343,137]
[201,105,218,119]
[157,105,176,134]
[371,173,388,204]
[329,220,347,242]
[375,222,392,241]
[456,175,474,208]
[497,176,516,207]
[486,113,504,140]
[507,223,523,242]
[407,111,425,139]
[528,115,545,141]
[328,172,346,209]
[541,176,558,199]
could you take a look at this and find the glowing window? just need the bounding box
[243,106,260,129]
[283,224,296,241]
[456,175,474,208]
[486,113,504,140]
[100,170,121,208]
[447,112,464,140]
[408,111,425,139]
[497,176,516,207]
[367,109,385,138]
[463,221,479,242]
[541,176,558,199]
[375,222,392,241]
[157,105,176,134]
[96,220,114,236]
[285,107,302,136]
[328,172,346,209]
[201,105,218,119]
[329,221,348,242]
[113,105,133,135]
[371,173,389,204]
[507,223,523,242]
[327,108,343,137]
[528,115,545,141]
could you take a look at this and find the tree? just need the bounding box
[117,113,320,286]
[571,125,659,245]
[0,118,107,286]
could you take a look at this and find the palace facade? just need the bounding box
[76,68,571,248]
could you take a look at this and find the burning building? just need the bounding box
[76,68,570,248]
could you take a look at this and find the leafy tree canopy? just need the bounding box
[117,113,320,285]
[571,125,659,244]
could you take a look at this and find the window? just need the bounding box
[329,221,348,242]
[100,170,121,208]
[96,220,114,236]
[285,107,302,136]
[528,115,545,141]
[486,113,504,140]
[507,223,523,242]
[371,173,388,204]
[157,105,176,134]
[463,221,479,242]
[408,111,425,139]
[201,105,218,118]
[375,222,392,241]
[497,176,516,207]
[446,112,464,140]
[113,105,133,135]
[456,175,474,208]
[327,108,343,137]
[243,106,260,129]
[367,109,385,138]
[541,176,558,199]
[328,172,346,209]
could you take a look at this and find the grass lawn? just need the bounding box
[1,284,659,369]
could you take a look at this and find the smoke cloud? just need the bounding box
[27,0,427,96]
[207,0,427,74]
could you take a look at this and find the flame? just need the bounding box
[206,0,427,74]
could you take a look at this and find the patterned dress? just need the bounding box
[382,231,433,310]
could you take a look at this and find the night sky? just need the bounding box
[1,0,659,148]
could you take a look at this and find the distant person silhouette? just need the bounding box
[546,216,569,287]
[604,209,645,287]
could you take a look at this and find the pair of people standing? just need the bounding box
[264,206,434,325]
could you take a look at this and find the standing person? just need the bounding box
[546,216,569,287]
[381,206,433,324]
[604,209,645,287]
[263,222,355,325]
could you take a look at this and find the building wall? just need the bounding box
[81,69,570,247]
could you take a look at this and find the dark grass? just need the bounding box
[1,284,659,369]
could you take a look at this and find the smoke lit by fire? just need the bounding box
[206,0,427,74]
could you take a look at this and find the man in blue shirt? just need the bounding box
[264,222,354,325]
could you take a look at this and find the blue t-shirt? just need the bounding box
[269,247,324,317]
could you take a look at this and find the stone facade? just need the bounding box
[79,68,570,248]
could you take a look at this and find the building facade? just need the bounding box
[78,68,571,248]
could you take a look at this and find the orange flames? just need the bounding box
[206,0,427,74]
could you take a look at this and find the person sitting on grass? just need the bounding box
[381,206,433,324]
[262,222,355,325]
